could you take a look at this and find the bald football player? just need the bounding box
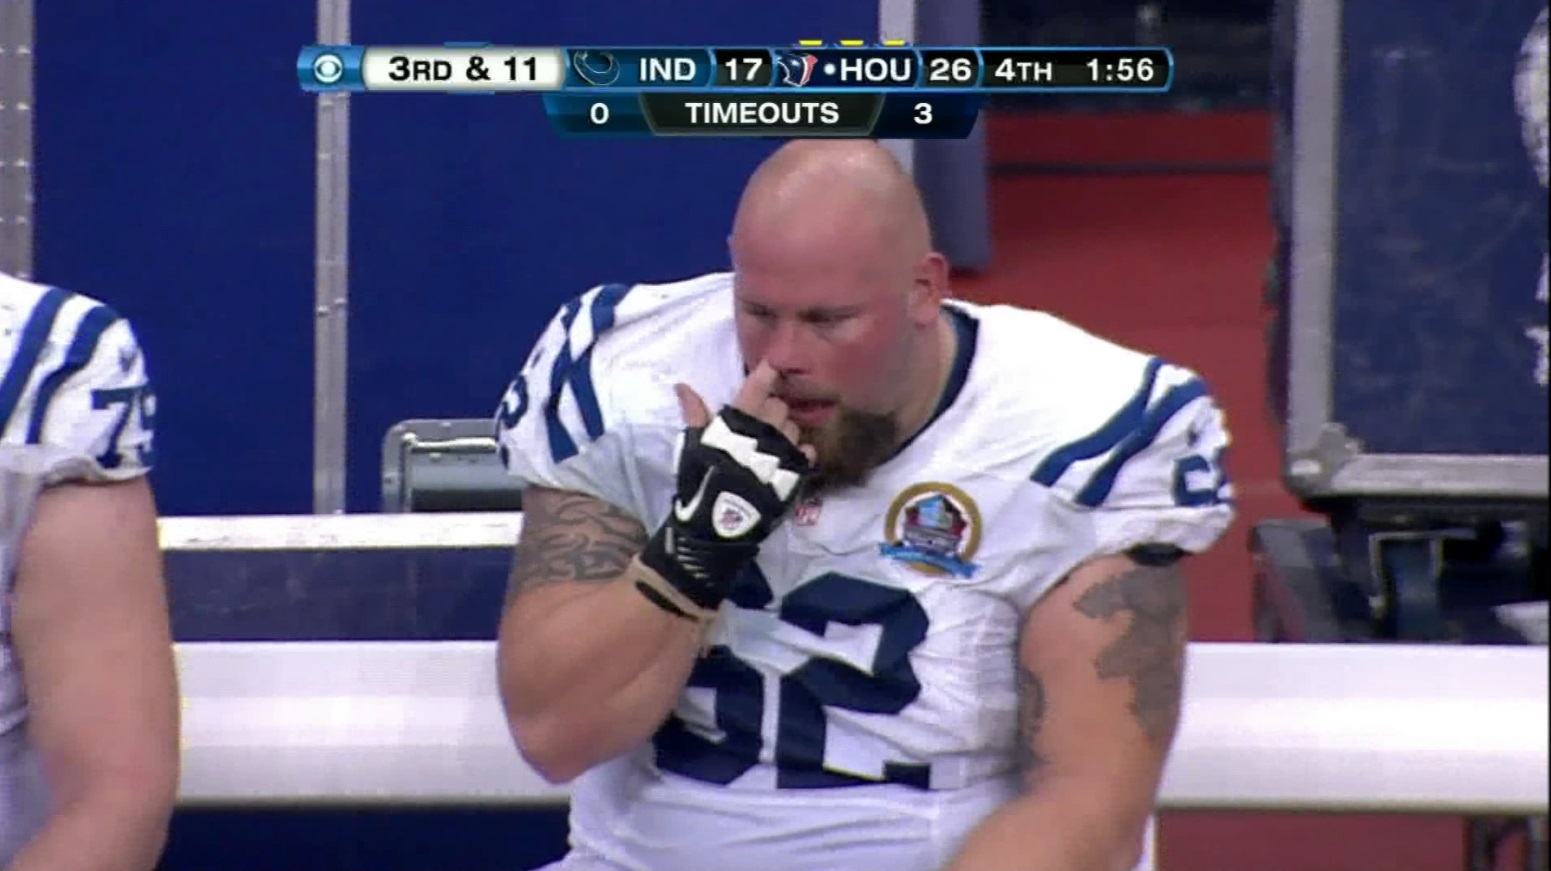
[494,140,1233,871]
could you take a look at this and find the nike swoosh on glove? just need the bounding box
[639,407,811,610]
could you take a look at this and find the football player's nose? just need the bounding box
[763,320,811,376]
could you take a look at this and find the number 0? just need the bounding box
[589,102,610,124]
[913,102,933,124]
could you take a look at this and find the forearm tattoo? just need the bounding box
[1072,563,1188,746]
[506,491,647,601]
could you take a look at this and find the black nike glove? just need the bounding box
[636,406,811,614]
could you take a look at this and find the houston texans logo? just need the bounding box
[776,52,818,87]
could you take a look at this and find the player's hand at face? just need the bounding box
[674,359,817,465]
[635,360,817,618]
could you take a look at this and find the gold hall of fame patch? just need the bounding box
[879,482,982,578]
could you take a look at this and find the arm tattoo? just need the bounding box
[1072,563,1187,746]
[1013,655,1049,785]
[505,491,647,602]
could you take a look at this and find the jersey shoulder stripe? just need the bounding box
[496,282,632,466]
[0,286,71,436]
[0,275,155,480]
[26,302,122,444]
[544,282,630,463]
[495,272,735,513]
[1029,355,1214,508]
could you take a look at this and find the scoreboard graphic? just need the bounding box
[297,42,1175,138]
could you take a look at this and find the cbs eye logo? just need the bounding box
[312,53,345,85]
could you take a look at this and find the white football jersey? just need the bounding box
[497,272,1234,871]
[0,273,156,865]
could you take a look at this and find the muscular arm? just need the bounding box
[6,477,179,871]
[505,490,647,590]
[496,486,706,783]
[947,553,1188,871]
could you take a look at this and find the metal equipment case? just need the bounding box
[1264,8,1550,863]
[1275,0,1548,505]
[1268,0,1549,643]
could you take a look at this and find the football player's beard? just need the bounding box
[798,405,899,496]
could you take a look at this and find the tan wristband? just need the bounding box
[628,557,721,627]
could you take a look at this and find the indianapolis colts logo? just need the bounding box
[572,50,620,86]
[776,52,818,87]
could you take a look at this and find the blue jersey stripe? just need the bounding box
[0,287,71,437]
[26,304,122,444]
[542,298,586,463]
[1074,377,1209,508]
[1030,356,1163,487]
[568,283,630,442]
[543,284,631,464]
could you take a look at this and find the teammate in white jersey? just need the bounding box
[0,273,178,870]
[494,141,1235,871]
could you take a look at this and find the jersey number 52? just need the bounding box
[653,566,933,790]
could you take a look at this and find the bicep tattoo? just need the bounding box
[1014,654,1049,785]
[506,490,647,601]
[1071,562,1188,746]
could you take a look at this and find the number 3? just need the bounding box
[913,101,933,124]
[653,567,932,789]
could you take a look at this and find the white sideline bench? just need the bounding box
[174,639,1550,815]
[159,513,1550,815]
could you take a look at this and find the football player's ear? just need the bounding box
[910,251,952,326]
[674,383,712,429]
